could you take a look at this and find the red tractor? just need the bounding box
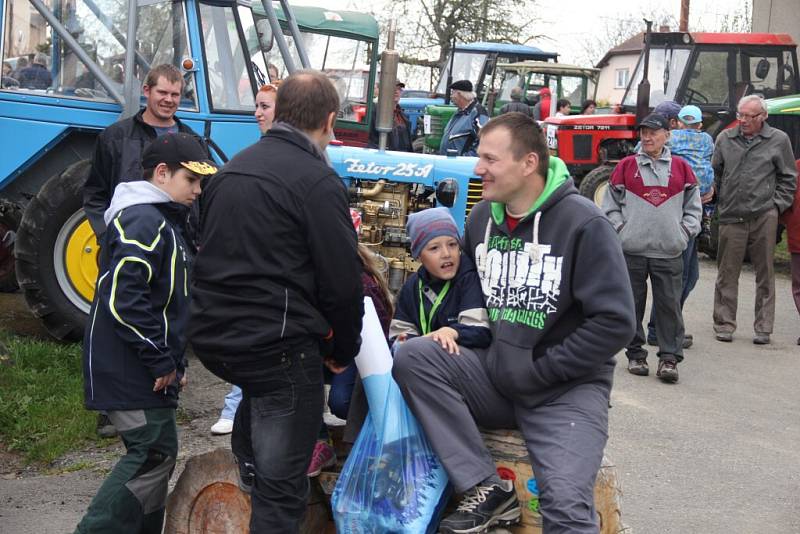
[544,28,800,204]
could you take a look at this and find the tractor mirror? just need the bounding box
[436,179,458,208]
[755,58,771,80]
[256,19,274,52]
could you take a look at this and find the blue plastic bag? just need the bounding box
[331,298,450,533]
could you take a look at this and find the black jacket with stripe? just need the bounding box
[83,184,192,411]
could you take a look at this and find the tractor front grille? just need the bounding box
[466,179,483,222]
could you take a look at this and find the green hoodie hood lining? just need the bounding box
[490,156,570,226]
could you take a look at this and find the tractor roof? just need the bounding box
[503,60,599,78]
[455,42,558,59]
[650,32,796,47]
[251,4,379,41]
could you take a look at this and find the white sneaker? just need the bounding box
[210,418,233,435]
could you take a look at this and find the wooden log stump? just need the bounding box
[164,448,330,534]
[480,429,624,534]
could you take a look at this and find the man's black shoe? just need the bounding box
[96,413,118,438]
[682,334,693,349]
[237,459,255,494]
[439,479,521,533]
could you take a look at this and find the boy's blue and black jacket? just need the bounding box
[389,255,491,348]
[83,181,192,411]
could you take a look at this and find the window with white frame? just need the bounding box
[615,68,629,89]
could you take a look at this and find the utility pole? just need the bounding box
[679,0,690,32]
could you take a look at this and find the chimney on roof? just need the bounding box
[659,25,670,33]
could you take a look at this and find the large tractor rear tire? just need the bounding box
[0,200,22,292]
[15,160,99,340]
[579,165,613,206]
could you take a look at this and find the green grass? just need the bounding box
[0,331,98,464]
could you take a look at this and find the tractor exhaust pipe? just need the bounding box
[635,19,653,126]
[376,20,399,152]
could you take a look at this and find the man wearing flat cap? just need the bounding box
[440,79,489,157]
[603,113,701,384]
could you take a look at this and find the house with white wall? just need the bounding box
[594,33,643,106]
[752,0,800,51]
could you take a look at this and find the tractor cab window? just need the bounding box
[435,51,487,95]
[261,31,373,123]
[622,47,690,108]
[200,3,257,112]
[1,0,196,108]
[738,50,798,100]
[498,71,522,102]
[684,50,729,106]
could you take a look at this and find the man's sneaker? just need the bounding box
[715,332,733,342]
[210,418,233,435]
[627,358,649,376]
[682,334,693,349]
[237,460,255,494]
[657,360,679,383]
[753,333,771,345]
[439,479,521,533]
[307,440,336,477]
[96,413,118,438]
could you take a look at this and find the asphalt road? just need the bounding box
[606,257,800,533]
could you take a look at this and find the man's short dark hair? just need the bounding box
[144,64,183,89]
[557,98,571,110]
[274,70,340,131]
[480,112,549,177]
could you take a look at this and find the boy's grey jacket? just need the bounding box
[463,157,636,408]
[603,148,702,259]
[83,181,191,410]
[712,122,797,224]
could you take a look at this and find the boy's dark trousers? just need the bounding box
[624,254,685,363]
[74,408,177,534]
[231,346,324,533]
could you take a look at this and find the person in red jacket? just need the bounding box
[779,160,800,344]
[533,87,551,120]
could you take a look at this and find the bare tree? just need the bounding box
[575,10,678,67]
[374,0,544,69]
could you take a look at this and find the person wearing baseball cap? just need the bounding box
[603,110,701,384]
[653,100,682,129]
[440,79,489,156]
[367,79,413,151]
[75,131,216,532]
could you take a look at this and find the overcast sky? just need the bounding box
[294,0,751,64]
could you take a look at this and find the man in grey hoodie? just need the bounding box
[603,113,702,383]
[394,113,636,534]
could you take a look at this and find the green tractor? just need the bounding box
[422,61,598,153]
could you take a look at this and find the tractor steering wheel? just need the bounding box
[685,88,709,104]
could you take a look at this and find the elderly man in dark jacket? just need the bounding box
[712,94,797,345]
[189,70,364,533]
[440,80,489,156]
[368,81,413,151]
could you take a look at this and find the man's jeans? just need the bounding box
[231,346,324,533]
[647,237,698,341]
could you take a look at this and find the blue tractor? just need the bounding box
[399,41,558,144]
[0,0,480,339]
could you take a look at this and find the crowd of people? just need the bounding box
[71,62,798,534]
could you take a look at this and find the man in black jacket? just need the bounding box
[83,64,195,238]
[367,81,413,151]
[189,70,364,533]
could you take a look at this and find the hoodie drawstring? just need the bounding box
[477,210,543,276]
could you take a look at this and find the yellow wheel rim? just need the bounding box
[63,218,99,304]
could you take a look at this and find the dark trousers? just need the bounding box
[74,408,177,534]
[647,237,698,340]
[393,337,608,534]
[713,208,779,335]
[231,348,324,534]
[624,254,684,363]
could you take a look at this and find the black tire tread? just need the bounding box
[15,160,92,340]
[0,199,22,292]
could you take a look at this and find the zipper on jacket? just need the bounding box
[280,288,288,338]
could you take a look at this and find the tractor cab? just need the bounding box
[401,42,558,141]
[494,60,599,116]
[621,32,799,137]
[544,31,799,203]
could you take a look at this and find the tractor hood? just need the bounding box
[544,113,636,127]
